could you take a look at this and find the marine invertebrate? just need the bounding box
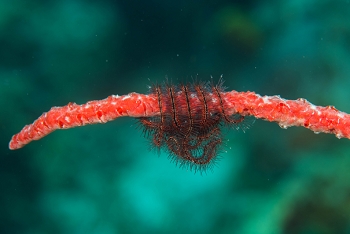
[9,79,350,170]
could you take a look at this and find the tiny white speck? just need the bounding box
[262,96,271,104]
[338,112,345,118]
[310,105,317,110]
[278,123,288,129]
[336,133,343,139]
[122,95,130,100]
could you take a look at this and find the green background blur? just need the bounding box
[2,1,350,233]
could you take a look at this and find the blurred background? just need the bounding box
[2,0,350,233]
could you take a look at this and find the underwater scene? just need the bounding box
[2,0,350,233]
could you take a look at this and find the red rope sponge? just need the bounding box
[9,93,159,150]
[9,82,350,152]
[224,91,349,138]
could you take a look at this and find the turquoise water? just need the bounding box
[2,1,350,233]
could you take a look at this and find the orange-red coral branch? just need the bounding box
[9,90,350,150]
[9,93,159,150]
[223,91,350,139]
